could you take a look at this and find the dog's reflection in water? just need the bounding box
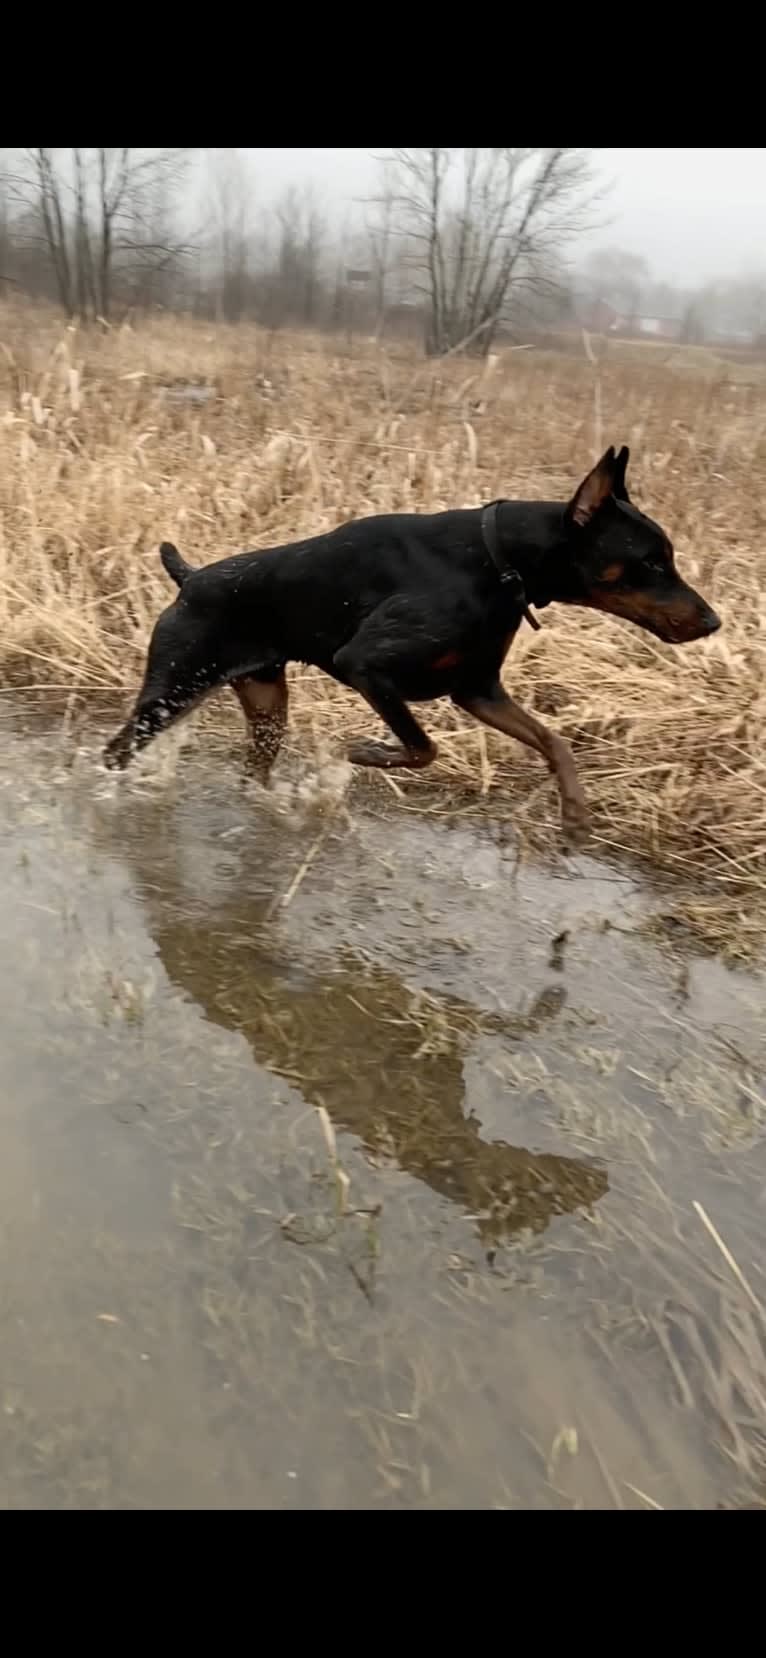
[120,823,608,1249]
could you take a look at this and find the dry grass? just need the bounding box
[2,298,766,954]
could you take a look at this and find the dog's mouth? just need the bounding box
[584,590,721,645]
[644,608,721,644]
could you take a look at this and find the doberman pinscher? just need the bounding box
[104,445,720,839]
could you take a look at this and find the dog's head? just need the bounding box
[559,446,720,644]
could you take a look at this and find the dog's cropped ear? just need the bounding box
[566,447,617,529]
[612,444,631,503]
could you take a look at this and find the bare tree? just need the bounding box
[384,147,599,356]
[92,148,191,318]
[1,148,192,321]
[266,184,325,327]
[580,245,650,323]
[0,173,17,289]
[205,149,252,322]
[734,275,766,342]
[364,156,397,337]
[28,148,74,314]
[696,273,766,345]
[73,147,96,318]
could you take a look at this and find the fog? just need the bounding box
[4,148,765,341]
[192,148,766,285]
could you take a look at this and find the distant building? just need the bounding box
[576,298,620,333]
[628,314,682,341]
[572,294,683,341]
[568,288,761,351]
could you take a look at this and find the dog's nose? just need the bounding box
[703,608,722,634]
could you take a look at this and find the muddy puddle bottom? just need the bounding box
[1,708,765,1509]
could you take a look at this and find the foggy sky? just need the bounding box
[199,148,766,286]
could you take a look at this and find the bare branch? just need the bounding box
[379,146,601,356]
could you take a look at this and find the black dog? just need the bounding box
[104,445,720,839]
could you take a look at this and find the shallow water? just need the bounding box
[1,707,765,1508]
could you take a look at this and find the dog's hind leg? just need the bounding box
[231,670,288,783]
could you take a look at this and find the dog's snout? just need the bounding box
[675,583,722,642]
[679,603,721,643]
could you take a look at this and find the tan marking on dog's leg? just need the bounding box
[231,672,288,782]
[454,687,589,843]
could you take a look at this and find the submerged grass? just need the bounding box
[1,299,765,954]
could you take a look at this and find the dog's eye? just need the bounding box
[645,557,667,576]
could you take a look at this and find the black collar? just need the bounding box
[481,501,541,632]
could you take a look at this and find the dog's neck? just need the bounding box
[493,501,571,610]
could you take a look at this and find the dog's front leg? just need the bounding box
[453,682,589,844]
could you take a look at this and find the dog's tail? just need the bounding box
[160,541,195,589]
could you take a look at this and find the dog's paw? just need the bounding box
[347,738,434,770]
[561,793,590,849]
[103,732,131,771]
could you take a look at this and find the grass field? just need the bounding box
[2,302,766,1509]
[1,300,765,955]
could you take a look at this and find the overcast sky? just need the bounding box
[198,148,766,286]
